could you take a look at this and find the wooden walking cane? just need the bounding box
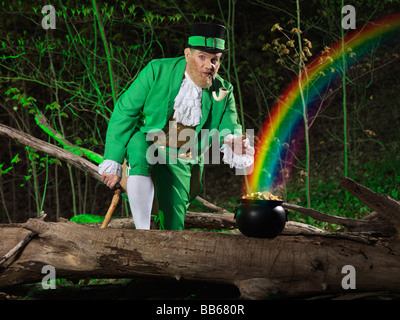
[101,185,122,229]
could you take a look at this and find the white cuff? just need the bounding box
[98,159,122,177]
[220,134,254,169]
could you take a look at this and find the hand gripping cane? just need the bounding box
[101,161,127,229]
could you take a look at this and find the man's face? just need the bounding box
[184,48,222,88]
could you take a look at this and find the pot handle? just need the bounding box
[233,207,238,220]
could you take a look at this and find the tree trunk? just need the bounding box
[1,217,400,299]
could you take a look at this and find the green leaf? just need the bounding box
[11,153,21,163]
[0,164,11,175]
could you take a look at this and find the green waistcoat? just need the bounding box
[103,55,242,164]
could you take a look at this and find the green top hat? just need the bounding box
[187,22,228,53]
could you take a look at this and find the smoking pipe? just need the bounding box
[209,73,228,101]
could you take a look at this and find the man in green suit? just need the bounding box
[99,22,254,230]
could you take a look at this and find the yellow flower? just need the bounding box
[364,129,376,136]
[271,23,283,32]
[272,38,280,46]
[291,27,302,34]
[286,40,295,48]
[303,38,312,48]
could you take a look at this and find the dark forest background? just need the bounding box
[1,0,399,228]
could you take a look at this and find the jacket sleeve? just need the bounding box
[103,62,155,163]
[218,84,243,142]
[217,86,254,170]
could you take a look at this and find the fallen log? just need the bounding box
[80,211,237,230]
[0,123,105,189]
[84,212,326,236]
[0,212,46,267]
[1,217,400,299]
[340,177,400,234]
[282,202,396,235]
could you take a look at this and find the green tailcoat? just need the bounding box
[103,56,242,164]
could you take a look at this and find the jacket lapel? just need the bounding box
[167,57,187,118]
[197,87,213,134]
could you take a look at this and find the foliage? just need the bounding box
[70,213,107,223]
[0,0,399,225]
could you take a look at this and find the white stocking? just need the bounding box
[126,175,154,230]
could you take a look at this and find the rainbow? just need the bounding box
[246,12,400,195]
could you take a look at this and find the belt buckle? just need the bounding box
[205,37,216,50]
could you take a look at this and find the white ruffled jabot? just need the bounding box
[220,134,254,169]
[173,71,203,126]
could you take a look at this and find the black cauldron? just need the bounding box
[234,199,287,238]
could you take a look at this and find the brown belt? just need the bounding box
[153,118,195,160]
